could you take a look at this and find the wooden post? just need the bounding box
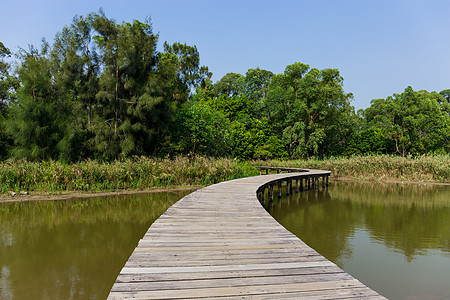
[286,180,290,195]
[300,177,304,191]
[268,184,273,202]
[266,169,269,175]
[322,175,326,188]
[296,179,300,193]
[326,175,329,187]
[278,181,282,198]
[307,176,311,190]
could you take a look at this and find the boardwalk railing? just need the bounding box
[255,166,307,175]
[109,169,385,299]
[256,168,330,206]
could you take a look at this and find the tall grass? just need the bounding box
[0,156,258,193]
[1,155,448,194]
[251,154,450,183]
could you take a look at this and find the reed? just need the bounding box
[1,155,448,194]
[0,156,258,193]
[251,154,450,182]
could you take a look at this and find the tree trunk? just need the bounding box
[115,64,119,136]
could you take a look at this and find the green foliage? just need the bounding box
[1,155,448,194]
[214,72,245,97]
[0,156,258,193]
[364,87,450,156]
[344,127,387,156]
[264,63,354,158]
[171,101,231,157]
[203,94,254,122]
[3,11,208,161]
[0,42,19,159]
[163,41,211,93]
[92,13,162,159]
[5,44,64,161]
[230,118,287,160]
[251,154,450,183]
[0,11,448,164]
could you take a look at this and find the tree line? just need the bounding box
[0,11,449,162]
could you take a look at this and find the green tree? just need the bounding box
[49,15,101,161]
[344,127,387,156]
[243,67,273,102]
[171,101,231,157]
[265,62,354,158]
[0,42,18,111]
[243,68,273,117]
[214,72,245,97]
[92,12,162,158]
[364,87,450,155]
[163,42,210,100]
[203,94,254,122]
[5,43,63,160]
[0,42,19,159]
[230,118,287,160]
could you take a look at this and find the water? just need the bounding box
[1,184,449,300]
[0,191,191,300]
[268,182,450,300]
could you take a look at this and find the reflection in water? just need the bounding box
[269,182,450,300]
[0,191,190,300]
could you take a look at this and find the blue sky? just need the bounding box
[1,0,449,110]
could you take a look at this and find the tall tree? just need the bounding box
[243,68,273,117]
[171,100,231,157]
[163,42,210,101]
[364,87,450,155]
[265,62,353,158]
[5,43,62,160]
[92,12,161,158]
[0,42,19,159]
[214,72,245,97]
[49,15,100,161]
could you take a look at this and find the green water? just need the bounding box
[268,182,450,300]
[0,191,190,300]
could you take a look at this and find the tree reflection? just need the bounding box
[270,182,450,263]
[0,191,189,300]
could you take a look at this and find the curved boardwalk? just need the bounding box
[109,171,386,299]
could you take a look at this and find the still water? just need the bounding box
[268,182,450,300]
[0,191,191,300]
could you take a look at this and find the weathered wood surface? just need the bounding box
[254,166,307,175]
[109,171,386,299]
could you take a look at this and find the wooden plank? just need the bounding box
[111,273,355,292]
[200,287,383,299]
[108,279,365,299]
[124,256,329,268]
[108,171,386,299]
[119,261,337,274]
[115,266,345,283]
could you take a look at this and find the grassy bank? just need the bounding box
[251,154,450,183]
[0,156,258,193]
[1,155,449,194]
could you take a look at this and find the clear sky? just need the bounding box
[1,0,449,110]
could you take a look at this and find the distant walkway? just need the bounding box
[108,170,386,299]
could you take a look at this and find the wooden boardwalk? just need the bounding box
[108,171,386,299]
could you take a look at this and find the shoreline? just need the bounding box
[0,186,201,204]
[1,176,449,204]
